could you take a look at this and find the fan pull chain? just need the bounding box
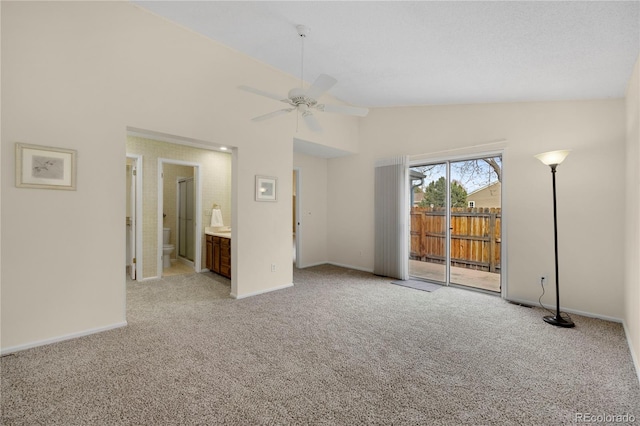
[298,27,306,132]
[300,31,305,89]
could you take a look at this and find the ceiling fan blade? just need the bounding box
[252,108,294,122]
[303,112,322,133]
[239,85,288,103]
[305,74,337,100]
[316,103,369,117]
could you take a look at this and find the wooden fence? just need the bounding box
[410,207,501,273]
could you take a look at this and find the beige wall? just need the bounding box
[0,2,358,351]
[293,152,329,267]
[328,99,627,319]
[625,57,640,377]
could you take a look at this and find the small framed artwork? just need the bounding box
[15,143,77,190]
[255,175,277,202]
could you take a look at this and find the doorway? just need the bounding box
[293,169,300,267]
[158,159,201,277]
[409,154,502,293]
[177,177,195,263]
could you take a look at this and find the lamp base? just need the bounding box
[543,314,575,328]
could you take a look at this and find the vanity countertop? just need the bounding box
[206,231,231,239]
[205,227,231,239]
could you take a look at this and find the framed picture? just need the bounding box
[15,143,77,190]
[255,175,277,202]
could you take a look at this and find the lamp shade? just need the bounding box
[535,150,570,166]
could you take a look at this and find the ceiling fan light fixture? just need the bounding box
[288,87,305,99]
[239,23,368,132]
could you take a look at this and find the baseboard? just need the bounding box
[506,296,623,323]
[622,320,640,386]
[1,321,128,355]
[295,261,375,274]
[139,276,160,282]
[326,262,374,274]
[231,283,294,299]
[297,261,329,269]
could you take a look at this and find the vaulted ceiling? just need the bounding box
[133,1,639,108]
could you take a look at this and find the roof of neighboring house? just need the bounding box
[468,181,500,197]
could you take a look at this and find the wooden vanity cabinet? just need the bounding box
[206,234,231,279]
[206,235,213,270]
[219,237,231,278]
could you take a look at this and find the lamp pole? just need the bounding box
[535,150,574,328]
[544,164,574,327]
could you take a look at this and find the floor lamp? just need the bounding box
[535,150,575,328]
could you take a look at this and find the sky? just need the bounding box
[411,156,501,194]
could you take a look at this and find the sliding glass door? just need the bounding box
[409,155,502,293]
[409,163,448,283]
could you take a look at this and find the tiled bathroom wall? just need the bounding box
[126,135,232,279]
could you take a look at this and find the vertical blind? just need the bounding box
[374,156,409,280]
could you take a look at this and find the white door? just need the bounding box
[129,164,137,280]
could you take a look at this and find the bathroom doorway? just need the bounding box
[127,128,233,286]
[158,159,201,277]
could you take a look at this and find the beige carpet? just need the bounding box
[1,265,639,425]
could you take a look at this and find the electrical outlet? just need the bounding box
[540,275,548,285]
[271,263,276,272]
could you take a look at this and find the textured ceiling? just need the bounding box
[133,1,639,108]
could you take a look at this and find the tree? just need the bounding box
[410,156,501,202]
[419,177,467,208]
[483,158,502,182]
[452,157,502,189]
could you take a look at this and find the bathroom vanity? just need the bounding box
[206,233,231,279]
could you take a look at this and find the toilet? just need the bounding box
[162,228,175,268]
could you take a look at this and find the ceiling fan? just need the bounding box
[239,25,369,133]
